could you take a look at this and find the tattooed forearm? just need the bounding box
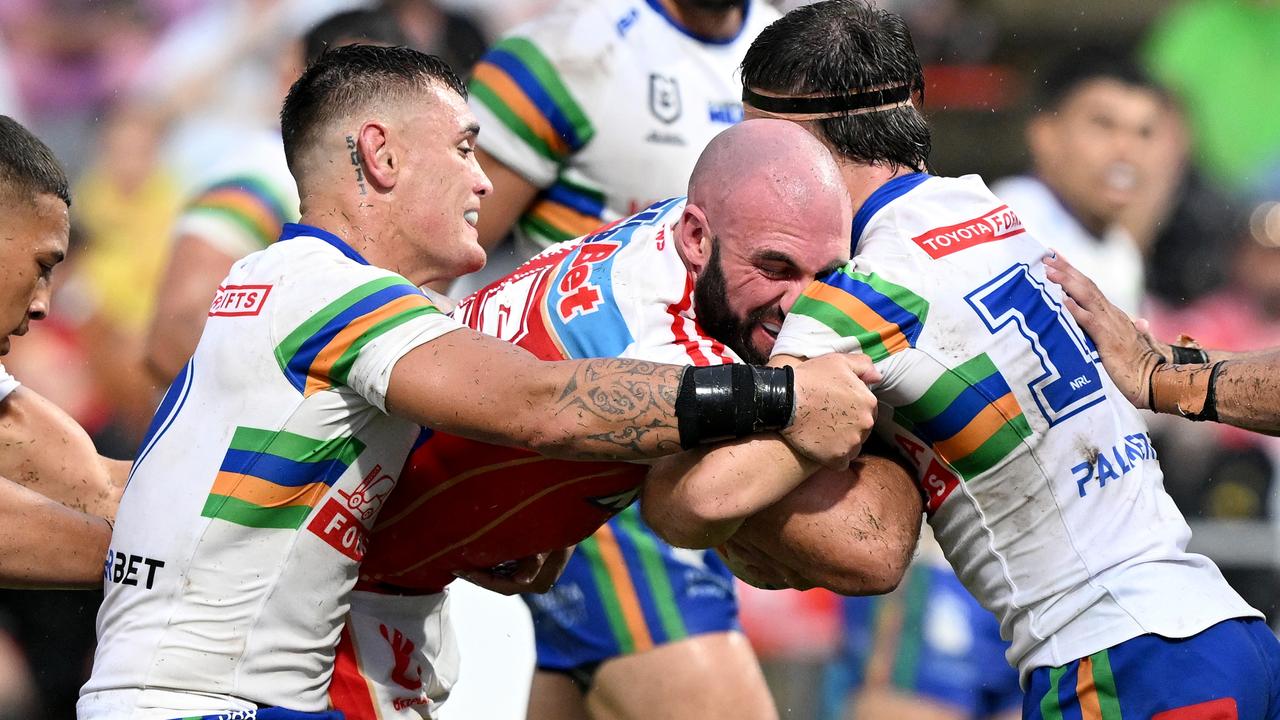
[346,135,367,196]
[545,359,684,460]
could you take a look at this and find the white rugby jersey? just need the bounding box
[468,0,778,256]
[79,224,464,718]
[991,175,1145,316]
[773,173,1258,678]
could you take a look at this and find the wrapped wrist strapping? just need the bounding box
[1150,360,1224,422]
[675,364,794,449]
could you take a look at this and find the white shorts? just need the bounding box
[329,589,458,720]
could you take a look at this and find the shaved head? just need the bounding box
[688,118,849,228]
[679,119,852,363]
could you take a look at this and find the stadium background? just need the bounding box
[2,0,1279,716]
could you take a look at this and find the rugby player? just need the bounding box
[468,0,780,261]
[647,1,1280,715]
[340,119,922,719]
[78,46,878,719]
[142,8,408,386]
[462,3,788,715]
[0,115,126,588]
[823,53,1168,720]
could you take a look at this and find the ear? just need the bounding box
[676,203,714,272]
[358,121,396,191]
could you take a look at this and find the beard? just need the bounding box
[673,0,746,11]
[692,240,771,364]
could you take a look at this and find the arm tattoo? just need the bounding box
[552,359,683,459]
[346,135,367,196]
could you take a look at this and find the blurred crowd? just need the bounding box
[3,0,1280,717]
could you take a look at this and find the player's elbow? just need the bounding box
[812,552,910,597]
[641,491,741,550]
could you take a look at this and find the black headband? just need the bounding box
[742,84,913,115]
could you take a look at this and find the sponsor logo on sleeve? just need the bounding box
[912,205,1024,259]
[209,284,272,317]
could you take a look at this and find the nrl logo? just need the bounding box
[649,73,682,124]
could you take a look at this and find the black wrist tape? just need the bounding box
[1171,345,1209,365]
[675,364,795,449]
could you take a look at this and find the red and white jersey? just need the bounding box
[360,195,737,594]
[336,196,738,718]
[773,173,1257,678]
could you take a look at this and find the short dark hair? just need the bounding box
[280,44,466,174]
[1036,47,1163,113]
[740,0,930,172]
[303,9,409,66]
[0,115,70,207]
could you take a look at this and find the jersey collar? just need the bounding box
[643,0,751,46]
[851,172,931,254]
[278,223,370,265]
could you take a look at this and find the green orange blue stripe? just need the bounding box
[186,175,294,248]
[274,277,440,395]
[790,268,928,362]
[1036,650,1124,720]
[469,37,594,162]
[519,179,608,244]
[615,507,688,642]
[894,353,1032,480]
[578,530,647,653]
[201,426,365,529]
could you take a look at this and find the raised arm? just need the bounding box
[1046,252,1280,435]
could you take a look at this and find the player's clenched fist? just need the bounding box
[777,353,880,470]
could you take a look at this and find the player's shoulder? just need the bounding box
[244,225,422,308]
[858,173,1023,265]
[488,0,631,69]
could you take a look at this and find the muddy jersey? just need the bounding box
[359,196,737,593]
[80,223,464,718]
[468,0,778,255]
[772,173,1258,678]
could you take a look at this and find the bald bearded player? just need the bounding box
[335,120,922,719]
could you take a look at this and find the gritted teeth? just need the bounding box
[464,209,479,227]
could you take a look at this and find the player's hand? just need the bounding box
[454,546,574,595]
[1045,251,1167,409]
[776,353,879,471]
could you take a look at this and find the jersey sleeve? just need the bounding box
[271,266,465,413]
[174,173,300,258]
[468,34,596,188]
[772,264,930,363]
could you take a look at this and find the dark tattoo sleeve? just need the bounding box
[549,359,684,460]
